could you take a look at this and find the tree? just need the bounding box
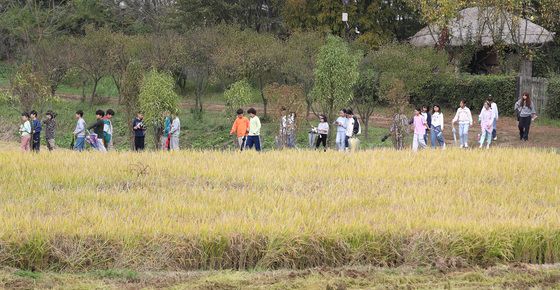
[282,31,324,117]
[370,44,450,104]
[11,63,54,113]
[28,36,71,96]
[108,33,145,104]
[69,25,113,104]
[353,67,380,140]
[311,35,360,124]
[121,61,144,149]
[223,79,255,119]
[139,69,180,149]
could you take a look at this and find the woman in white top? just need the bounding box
[315,115,329,151]
[452,100,473,148]
[430,105,445,149]
[19,112,32,152]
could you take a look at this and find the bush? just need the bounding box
[413,74,517,113]
[546,78,560,119]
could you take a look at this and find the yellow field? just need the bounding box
[0,149,559,271]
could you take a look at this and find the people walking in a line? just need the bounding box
[246,108,261,151]
[412,108,427,152]
[421,105,431,144]
[132,112,146,151]
[19,112,31,152]
[230,108,249,150]
[30,110,41,152]
[345,110,355,151]
[479,101,495,149]
[44,110,57,151]
[515,92,538,141]
[88,110,106,152]
[73,110,86,151]
[103,109,114,150]
[334,109,347,151]
[315,115,329,151]
[452,100,473,148]
[169,112,181,150]
[430,105,445,149]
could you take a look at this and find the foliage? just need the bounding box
[311,35,360,122]
[414,74,517,114]
[121,61,144,148]
[139,70,180,125]
[546,77,560,118]
[370,44,451,104]
[353,67,380,139]
[10,63,55,112]
[223,79,255,119]
[264,83,306,120]
[28,36,72,96]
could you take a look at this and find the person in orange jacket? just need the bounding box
[230,108,250,150]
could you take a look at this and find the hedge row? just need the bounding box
[546,78,560,119]
[411,75,517,114]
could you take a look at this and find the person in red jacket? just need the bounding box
[230,108,250,150]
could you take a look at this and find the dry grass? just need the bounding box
[0,148,559,271]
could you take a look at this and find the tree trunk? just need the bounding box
[81,80,87,103]
[90,77,100,105]
[259,77,268,118]
[364,117,369,140]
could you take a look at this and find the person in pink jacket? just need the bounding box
[479,101,495,149]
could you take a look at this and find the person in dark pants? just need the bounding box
[30,110,42,152]
[132,112,146,151]
[315,115,329,151]
[245,108,261,151]
[515,92,538,141]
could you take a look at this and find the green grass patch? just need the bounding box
[14,270,42,280]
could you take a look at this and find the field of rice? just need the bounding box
[0,149,559,272]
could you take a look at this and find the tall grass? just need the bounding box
[0,149,559,271]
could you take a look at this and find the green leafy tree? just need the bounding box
[353,67,380,140]
[11,63,56,113]
[223,79,255,120]
[139,69,180,148]
[28,36,71,96]
[311,35,360,124]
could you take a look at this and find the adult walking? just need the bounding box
[132,112,146,151]
[430,105,445,149]
[169,113,181,150]
[315,115,329,151]
[515,92,537,141]
[452,100,473,148]
[334,109,347,151]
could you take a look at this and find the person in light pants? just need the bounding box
[479,101,495,149]
[411,108,427,152]
[452,100,473,148]
[169,113,181,150]
[333,109,347,151]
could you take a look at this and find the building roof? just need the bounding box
[410,7,555,47]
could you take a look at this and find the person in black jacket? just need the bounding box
[132,112,146,151]
[88,110,105,140]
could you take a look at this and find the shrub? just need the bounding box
[413,74,517,113]
[546,78,560,119]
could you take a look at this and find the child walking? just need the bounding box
[430,105,445,149]
[19,112,31,152]
[452,100,473,148]
[315,115,329,151]
[73,110,86,151]
[230,108,249,150]
[412,108,427,152]
[246,108,261,151]
[479,101,495,149]
[30,110,41,152]
[103,109,114,150]
[44,110,57,151]
[169,113,181,150]
[334,109,347,151]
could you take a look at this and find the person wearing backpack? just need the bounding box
[30,110,41,152]
[19,112,32,152]
[43,110,57,151]
[103,109,114,150]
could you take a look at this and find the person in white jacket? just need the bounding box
[452,100,473,148]
[169,113,181,150]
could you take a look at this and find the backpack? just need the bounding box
[353,116,361,135]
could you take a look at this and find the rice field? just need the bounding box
[0,148,559,272]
